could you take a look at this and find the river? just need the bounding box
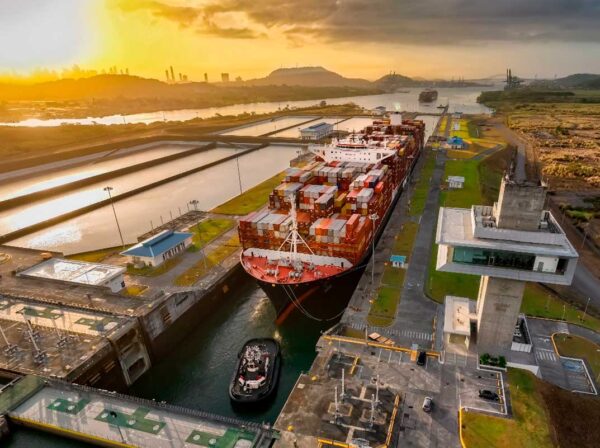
[0,86,494,128]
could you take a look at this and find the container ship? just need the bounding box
[238,113,425,324]
[418,89,438,103]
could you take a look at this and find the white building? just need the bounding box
[447,176,465,189]
[300,122,334,140]
[18,258,126,293]
[121,230,193,268]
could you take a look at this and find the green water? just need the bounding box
[6,281,327,446]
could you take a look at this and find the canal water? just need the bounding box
[0,86,495,127]
[8,144,299,254]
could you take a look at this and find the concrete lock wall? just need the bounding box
[476,276,525,355]
[495,180,546,231]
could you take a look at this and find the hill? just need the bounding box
[554,73,600,89]
[243,66,373,88]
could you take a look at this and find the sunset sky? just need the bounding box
[1,0,600,81]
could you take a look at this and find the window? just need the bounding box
[452,246,538,272]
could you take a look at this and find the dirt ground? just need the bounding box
[539,380,600,448]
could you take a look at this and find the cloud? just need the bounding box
[113,0,600,45]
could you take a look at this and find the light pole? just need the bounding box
[235,156,243,194]
[582,297,591,322]
[109,410,125,443]
[370,214,379,287]
[103,186,124,248]
[189,199,199,212]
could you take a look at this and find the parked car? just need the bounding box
[422,396,433,413]
[479,389,500,401]
[417,350,427,366]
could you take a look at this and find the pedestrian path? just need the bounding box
[534,348,558,362]
[1,375,276,448]
[345,320,433,342]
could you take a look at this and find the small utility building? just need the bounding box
[121,230,193,268]
[447,176,465,189]
[300,122,334,140]
[447,136,465,149]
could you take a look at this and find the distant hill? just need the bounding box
[373,73,416,90]
[243,66,373,88]
[554,73,600,89]
[0,75,224,101]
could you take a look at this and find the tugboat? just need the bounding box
[229,338,281,403]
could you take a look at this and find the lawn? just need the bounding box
[174,234,241,286]
[127,256,182,277]
[67,246,129,263]
[188,218,235,250]
[211,172,284,215]
[462,369,554,448]
[553,333,600,380]
[409,151,436,216]
[367,222,418,326]
[521,283,600,333]
[122,284,148,296]
[426,244,480,303]
[440,159,485,207]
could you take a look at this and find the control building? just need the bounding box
[436,170,578,355]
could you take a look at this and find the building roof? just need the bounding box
[448,136,464,143]
[447,176,465,183]
[18,258,125,287]
[443,295,474,336]
[436,207,578,257]
[390,255,406,263]
[301,122,333,132]
[121,230,193,258]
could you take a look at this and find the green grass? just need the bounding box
[67,246,129,263]
[188,218,235,250]
[441,159,484,207]
[426,245,480,303]
[367,222,418,326]
[174,234,240,286]
[211,173,285,215]
[521,283,600,333]
[127,256,182,277]
[122,284,148,296]
[553,333,600,380]
[409,151,436,216]
[462,369,554,448]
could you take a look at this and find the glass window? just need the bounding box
[452,246,538,271]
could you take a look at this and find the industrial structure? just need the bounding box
[299,121,335,140]
[436,165,578,355]
[504,68,524,90]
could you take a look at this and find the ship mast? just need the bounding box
[278,194,314,260]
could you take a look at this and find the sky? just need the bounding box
[0,0,599,81]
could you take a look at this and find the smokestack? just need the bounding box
[170,66,174,82]
[179,73,182,81]
[165,69,169,81]
[204,73,208,83]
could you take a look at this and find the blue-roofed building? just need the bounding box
[447,136,465,149]
[121,230,193,267]
[390,254,406,268]
[299,122,334,140]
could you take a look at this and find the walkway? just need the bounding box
[2,375,276,448]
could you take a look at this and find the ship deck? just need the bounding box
[241,254,347,285]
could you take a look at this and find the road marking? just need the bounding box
[535,348,557,362]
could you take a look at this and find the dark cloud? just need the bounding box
[114,0,600,44]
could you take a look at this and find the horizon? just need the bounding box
[1,1,600,83]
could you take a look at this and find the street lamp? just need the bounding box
[109,410,125,443]
[103,186,124,248]
[189,199,199,212]
[235,156,243,194]
[369,213,379,287]
[582,297,591,322]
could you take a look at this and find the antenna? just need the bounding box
[278,194,315,260]
[0,324,18,358]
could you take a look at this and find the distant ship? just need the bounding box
[238,113,424,324]
[419,89,438,103]
[229,338,281,403]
